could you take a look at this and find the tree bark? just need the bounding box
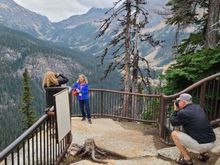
[70,139,127,164]
[123,0,132,117]
[131,0,140,118]
[72,139,108,164]
[124,0,132,93]
[205,0,220,48]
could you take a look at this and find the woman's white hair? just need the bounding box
[77,74,88,84]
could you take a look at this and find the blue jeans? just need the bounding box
[79,99,91,119]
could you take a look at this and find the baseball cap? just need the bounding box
[177,93,192,101]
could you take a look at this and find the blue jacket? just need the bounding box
[72,82,89,100]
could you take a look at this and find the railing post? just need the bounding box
[66,131,72,145]
[200,82,206,107]
[100,91,104,116]
[159,95,165,138]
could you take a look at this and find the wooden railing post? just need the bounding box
[100,91,104,116]
[200,82,206,108]
[159,95,165,138]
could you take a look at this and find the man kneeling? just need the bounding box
[170,93,216,165]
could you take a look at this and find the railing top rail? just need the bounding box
[162,72,220,99]
[0,114,48,161]
[90,88,161,97]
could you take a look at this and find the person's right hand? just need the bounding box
[174,102,178,111]
[76,88,80,93]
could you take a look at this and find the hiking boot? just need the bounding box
[88,119,92,124]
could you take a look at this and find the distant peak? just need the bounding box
[0,0,16,5]
[87,7,109,14]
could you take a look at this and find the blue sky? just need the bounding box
[13,0,118,22]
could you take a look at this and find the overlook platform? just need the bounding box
[67,118,220,165]
[1,73,220,165]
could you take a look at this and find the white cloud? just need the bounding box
[13,0,116,22]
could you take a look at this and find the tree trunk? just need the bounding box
[205,0,220,48]
[124,0,132,93]
[72,139,108,164]
[70,139,127,164]
[131,1,140,118]
[123,0,132,117]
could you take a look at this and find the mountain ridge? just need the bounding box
[0,0,180,71]
[0,0,53,38]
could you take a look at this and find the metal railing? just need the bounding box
[159,72,220,144]
[0,86,72,165]
[0,114,71,165]
[72,89,161,123]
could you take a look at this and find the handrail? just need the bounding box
[0,87,73,164]
[0,114,48,161]
[90,88,161,97]
[72,89,161,122]
[159,72,220,144]
[162,72,220,99]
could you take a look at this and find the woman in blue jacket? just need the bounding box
[72,74,92,124]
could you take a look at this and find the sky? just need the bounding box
[13,0,117,22]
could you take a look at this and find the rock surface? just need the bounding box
[70,157,172,165]
[70,118,220,165]
[215,157,220,165]
[211,127,220,154]
[158,147,180,161]
[71,118,158,158]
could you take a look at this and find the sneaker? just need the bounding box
[81,117,86,121]
[198,152,209,162]
[176,157,193,165]
[88,119,92,124]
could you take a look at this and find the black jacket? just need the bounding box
[170,103,216,144]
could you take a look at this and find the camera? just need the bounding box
[174,99,180,107]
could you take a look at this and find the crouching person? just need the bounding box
[170,93,216,165]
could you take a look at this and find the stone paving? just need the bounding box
[70,118,220,165]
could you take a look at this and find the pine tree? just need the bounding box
[97,0,160,117]
[97,0,160,92]
[165,0,220,50]
[21,69,36,130]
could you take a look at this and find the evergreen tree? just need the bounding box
[20,69,36,130]
[97,0,160,92]
[163,47,220,94]
[97,0,160,117]
[165,0,220,51]
[161,0,220,95]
